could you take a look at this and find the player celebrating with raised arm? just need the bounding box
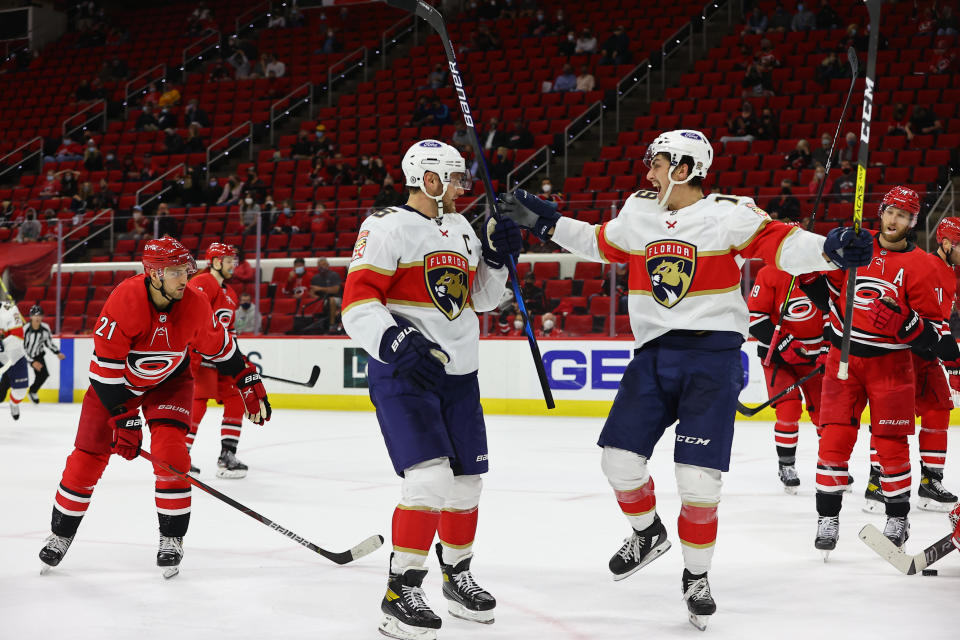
[37,237,270,579]
[498,129,873,630]
[748,261,828,493]
[186,242,250,478]
[342,140,522,640]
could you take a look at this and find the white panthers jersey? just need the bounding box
[342,205,508,375]
[552,190,837,349]
[0,303,26,367]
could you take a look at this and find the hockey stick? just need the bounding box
[383,0,555,409]
[838,0,882,380]
[139,449,384,564]
[859,524,956,574]
[762,47,859,368]
[260,365,321,388]
[736,364,824,417]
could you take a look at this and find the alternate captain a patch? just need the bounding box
[424,251,470,320]
[646,240,696,308]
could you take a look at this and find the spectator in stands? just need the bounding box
[733,43,754,71]
[314,124,335,155]
[505,118,534,149]
[938,6,959,35]
[576,65,596,92]
[830,159,857,201]
[155,202,179,237]
[184,123,205,153]
[72,181,94,213]
[755,107,780,141]
[785,139,812,170]
[427,63,448,89]
[209,62,230,81]
[368,156,388,186]
[489,147,514,184]
[292,130,316,159]
[600,262,629,313]
[742,59,771,97]
[235,292,261,334]
[124,206,151,241]
[283,257,311,299]
[217,175,243,206]
[481,117,507,150]
[96,179,117,210]
[767,180,802,221]
[178,169,205,206]
[469,23,501,51]
[504,314,525,336]
[120,155,139,181]
[409,96,433,126]
[82,140,103,171]
[520,271,546,316]
[768,2,793,32]
[373,175,404,210]
[48,136,84,163]
[15,210,42,243]
[815,1,841,29]
[838,23,868,52]
[184,99,210,127]
[321,28,342,54]
[576,29,597,54]
[811,132,834,167]
[600,25,630,66]
[262,53,286,78]
[430,98,451,125]
[232,249,257,293]
[242,167,267,203]
[551,9,570,37]
[451,121,471,151]
[808,163,834,197]
[906,105,943,140]
[59,170,79,198]
[721,102,757,143]
[536,313,564,338]
[528,9,552,37]
[156,105,177,130]
[887,103,909,137]
[928,39,957,74]
[239,196,260,234]
[917,8,937,35]
[538,177,563,203]
[159,84,181,108]
[816,50,848,85]
[791,3,816,31]
[136,104,160,131]
[303,258,343,333]
[837,131,858,164]
[743,6,769,35]
[553,64,577,92]
[559,31,577,56]
[261,194,278,229]
[163,128,185,155]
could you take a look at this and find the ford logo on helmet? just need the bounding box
[420,141,442,147]
[680,132,703,141]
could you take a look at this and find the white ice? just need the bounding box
[1,405,955,639]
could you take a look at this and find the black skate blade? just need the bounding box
[783,485,798,495]
[917,497,956,513]
[320,534,385,565]
[688,613,710,631]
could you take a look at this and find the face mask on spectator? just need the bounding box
[513,319,524,330]
[294,266,305,275]
[361,158,370,166]
[46,173,54,181]
[543,319,555,331]
[245,197,253,205]
[283,206,291,214]
[106,153,115,161]
[240,302,252,310]
[541,184,551,193]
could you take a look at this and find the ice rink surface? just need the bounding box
[1,404,955,639]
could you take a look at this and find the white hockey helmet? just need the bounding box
[402,139,469,189]
[643,129,713,179]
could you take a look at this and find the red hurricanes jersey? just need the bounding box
[748,265,828,352]
[188,271,238,333]
[927,252,957,322]
[89,275,236,398]
[824,235,941,356]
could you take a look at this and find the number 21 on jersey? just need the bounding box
[95,316,117,340]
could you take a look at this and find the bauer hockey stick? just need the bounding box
[384,0,555,409]
[859,524,956,575]
[736,364,824,417]
[763,47,859,368]
[838,0,882,380]
[139,449,384,564]
[260,365,321,388]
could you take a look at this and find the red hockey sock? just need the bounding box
[220,394,244,451]
[678,502,718,575]
[874,434,911,509]
[187,398,207,450]
[438,507,479,564]
[816,424,857,494]
[54,448,110,536]
[614,476,656,517]
[919,410,949,474]
[392,505,441,559]
[151,422,192,537]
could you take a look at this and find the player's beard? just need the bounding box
[163,281,186,299]
[880,225,909,244]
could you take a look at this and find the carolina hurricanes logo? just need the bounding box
[852,276,899,311]
[126,350,185,382]
[424,251,470,320]
[784,296,818,322]
[646,240,696,308]
[214,307,234,328]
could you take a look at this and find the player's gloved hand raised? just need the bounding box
[380,325,450,391]
[497,189,561,240]
[235,365,271,425]
[480,216,523,269]
[823,226,873,269]
[109,406,143,460]
[771,334,817,367]
[867,296,923,342]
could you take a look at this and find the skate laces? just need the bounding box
[779,466,799,482]
[817,516,839,539]
[401,584,431,611]
[617,532,642,561]
[682,576,711,603]
[44,534,71,554]
[159,536,183,555]
[883,517,907,540]
[452,569,485,597]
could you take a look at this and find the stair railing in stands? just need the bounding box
[62,100,106,141]
[269,82,313,146]
[136,163,186,210]
[327,47,368,108]
[563,101,603,180]
[206,121,254,175]
[0,136,43,183]
[123,64,167,119]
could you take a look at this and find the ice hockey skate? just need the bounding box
[379,563,441,640]
[38,533,74,574]
[778,464,800,495]
[815,516,839,561]
[28,390,38,404]
[9,401,19,421]
[435,543,495,624]
[188,463,201,478]
[608,514,671,580]
[863,470,884,514]
[882,516,909,548]
[216,449,248,479]
[917,468,958,512]
[681,568,716,631]
[157,535,183,579]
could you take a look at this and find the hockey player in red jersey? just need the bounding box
[950,503,960,551]
[186,242,250,479]
[748,263,828,493]
[811,187,943,558]
[37,237,270,578]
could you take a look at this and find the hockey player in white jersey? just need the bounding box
[342,139,522,640]
[0,296,28,420]
[499,129,874,630]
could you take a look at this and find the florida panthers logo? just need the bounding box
[646,240,696,308]
[424,251,470,320]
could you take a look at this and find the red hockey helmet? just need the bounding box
[142,236,197,276]
[878,186,921,227]
[204,242,238,263]
[936,217,960,246]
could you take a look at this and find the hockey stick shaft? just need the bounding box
[736,365,823,417]
[384,0,554,409]
[762,47,859,368]
[838,1,882,380]
[260,365,321,388]
[139,449,384,564]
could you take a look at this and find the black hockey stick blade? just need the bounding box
[859,524,956,574]
[139,449,384,564]
[261,365,321,388]
[737,365,824,417]
[384,0,555,409]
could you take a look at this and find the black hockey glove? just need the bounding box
[823,227,873,270]
[379,325,450,391]
[497,189,561,241]
[480,216,523,269]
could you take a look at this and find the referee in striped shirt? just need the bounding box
[24,305,64,403]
